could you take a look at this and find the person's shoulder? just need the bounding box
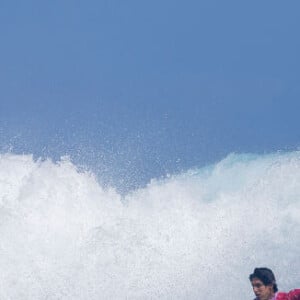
[276,290,300,300]
[276,292,287,300]
[287,289,300,300]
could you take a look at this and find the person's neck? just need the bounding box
[268,292,275,300]
[257,293,275,300]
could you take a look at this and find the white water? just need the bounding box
[0,152,299,299]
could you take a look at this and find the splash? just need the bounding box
[0,152,299,299]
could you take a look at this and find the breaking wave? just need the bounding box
[0,151,299,299]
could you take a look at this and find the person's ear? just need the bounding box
[267,284,273,291]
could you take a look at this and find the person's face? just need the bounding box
[251,278,274,300]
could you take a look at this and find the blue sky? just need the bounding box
[1,1,300,191]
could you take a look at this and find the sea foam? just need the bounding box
[0,152,299,299]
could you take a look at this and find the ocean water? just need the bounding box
[0,151,299,299]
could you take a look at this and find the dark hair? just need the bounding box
[249,268,278,292]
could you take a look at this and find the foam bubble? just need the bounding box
[0,152,299,299]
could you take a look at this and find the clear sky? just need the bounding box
[1,0,300,192]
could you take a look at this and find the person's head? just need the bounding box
[249,268,278,300]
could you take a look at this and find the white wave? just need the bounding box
[0,152,299,299]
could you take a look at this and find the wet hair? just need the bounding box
[249,267,278,292]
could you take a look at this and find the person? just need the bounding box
[249,268,300,300]
[249,267,278,300]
